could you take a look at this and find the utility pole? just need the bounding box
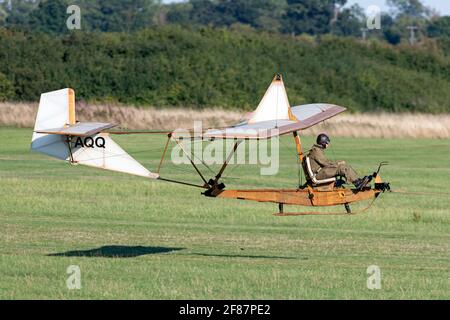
[407,26,419,45]
[330,4,340,35]
[361,28,368,41]
[331,6,340,25]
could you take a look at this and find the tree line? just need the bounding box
[1,26,449,113]
[0,0,449,43]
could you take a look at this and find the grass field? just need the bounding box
[0,127,449,299]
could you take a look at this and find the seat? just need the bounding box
[304,156,336,185]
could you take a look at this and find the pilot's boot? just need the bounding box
[353,176,372,190]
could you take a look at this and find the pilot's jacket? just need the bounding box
[307,144,358,183]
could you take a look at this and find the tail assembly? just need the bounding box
[31,88,159,179]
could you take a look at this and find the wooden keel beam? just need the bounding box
[217,188,380,207]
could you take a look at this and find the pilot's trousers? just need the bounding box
[315,163,359,183]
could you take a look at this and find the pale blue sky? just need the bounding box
[163,0,450,16]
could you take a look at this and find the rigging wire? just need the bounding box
[390,190,450,197]
[68,145,166,163]
[275,81,279,129]
[222,162,242,181]
[178,139,216,175]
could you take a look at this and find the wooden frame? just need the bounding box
[198,131,388,214]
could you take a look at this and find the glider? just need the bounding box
[31,75,390,215]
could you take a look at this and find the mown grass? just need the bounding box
[0,127,449,299]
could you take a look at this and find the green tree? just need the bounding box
[387,0,429,18]
[282,0,346,35]
[215,0,286,31]
[0,1,8,25]
[382,13,402,44]
[386,0,430,44]
[27,0,69,34]
[167,0,286,33]
[191,0,215,24]
[427,16,450,38]
[0,72,14,101]
[95,0,160,32]
[69,0,102,31]
[332,4,364,37]
[165,1,193,26]
[3,0,39,27]
[3,0,162,33]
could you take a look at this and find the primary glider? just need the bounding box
[31,75,390,215]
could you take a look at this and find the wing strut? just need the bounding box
[66,136,75,164]
[293,131,304,161]
[157,134,172,174]
[293,131,305,187]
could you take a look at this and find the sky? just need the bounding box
[163,0,450,16]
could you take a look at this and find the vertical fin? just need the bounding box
[31,88,72,160]
[248,74,298,124]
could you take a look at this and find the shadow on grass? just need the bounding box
[48,246,184,258]
[49,246,303,260]
[191,253,304,260]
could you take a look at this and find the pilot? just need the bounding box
[307,134,371,189]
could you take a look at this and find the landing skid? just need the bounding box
[274,198,377,216]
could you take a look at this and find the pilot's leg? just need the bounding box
[336,163,358,183]
[316,166,339,180]
[316,164,358,183]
